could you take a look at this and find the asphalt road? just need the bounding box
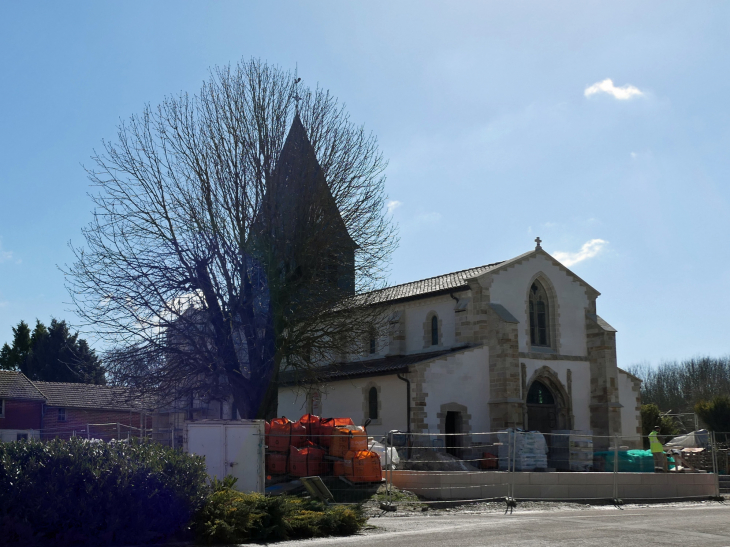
[284,503,730,546]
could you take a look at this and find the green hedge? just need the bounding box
[0,437,208,546]
[193,481,366,544]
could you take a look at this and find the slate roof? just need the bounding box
[0,371,46,401]
[33,381,147,411]
[280,345,481,386]
[368,262,503,304]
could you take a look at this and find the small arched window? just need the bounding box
[529,281,550,347]
[368,387,378,419]
[431,315,439,346]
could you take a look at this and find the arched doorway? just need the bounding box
[526,380,558,434]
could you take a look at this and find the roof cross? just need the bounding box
[293,64,302,114]
[535,236,542,250]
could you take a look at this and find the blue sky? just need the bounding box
[1,1,728,367]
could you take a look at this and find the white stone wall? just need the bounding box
[420,346,490,433]
[617,369,642,443]
[487,254,591,356]
[522,359,592,432]
[403,296,457,354]
[278,374,408,439]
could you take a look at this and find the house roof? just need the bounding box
[0,371,46,401]
[33,381,147,411]
[280,345,480,386]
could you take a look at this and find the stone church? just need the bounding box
[279,244,642,448]
[275,115,642,448]
[163,111,642,451]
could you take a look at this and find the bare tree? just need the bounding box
[66,58,397,419]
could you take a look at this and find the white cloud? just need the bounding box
[0,239,15,263]
[386,200,402,215]
[630,152,637,159]
[584,79,643,100]
[414,212,442,224]
[553,239,608,267]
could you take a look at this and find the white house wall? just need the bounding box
[487,254,590,356]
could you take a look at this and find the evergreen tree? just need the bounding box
[0,319,105,384]
[0,320,32,371]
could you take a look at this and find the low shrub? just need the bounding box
[193,482,366,544]
[0,437,208,546]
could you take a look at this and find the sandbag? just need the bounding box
[267,417,307,452]
[298,413,321,440]
[265,452,288,475]
[330,425,367,458]
[344,450,382,483]
[288,444,327,477]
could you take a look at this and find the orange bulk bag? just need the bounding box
[298,413,321,443]
[267,417,307,452]
[344,450,382,483]
[480,452,498,470]
[332,460,345,476]
[315,417,355,448]
[288,444,327,477]
[266,452,288,475]
[330,426,368,458]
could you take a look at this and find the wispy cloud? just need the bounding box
[386,200,402,215]
[553,239,608,267]
[584,79,643,100]
[0,239,16,263]
[414,212,442,224]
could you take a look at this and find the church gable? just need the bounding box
[477,249,594,357]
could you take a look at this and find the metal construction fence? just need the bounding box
[375,429,727,506]
[261,427,727,506]
[9,423,729,505]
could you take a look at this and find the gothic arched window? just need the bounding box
[368,387,378,419]
[431,315,439,346]
[529,280,550,347]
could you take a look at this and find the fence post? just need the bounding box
[117,423,121,441]
[711,431,720,498]
[386,431,392,507]
[613,435,619,502]
[510,430,517,500]
[86,424,90,439]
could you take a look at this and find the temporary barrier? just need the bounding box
[265,452,288,475]
[267,417,307,452]
[288,443,327,477]
[344,450,382,483]
[330,426,367,458]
